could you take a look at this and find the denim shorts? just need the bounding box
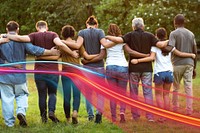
[153,71,173,84]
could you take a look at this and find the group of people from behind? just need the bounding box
[0,13,197,128]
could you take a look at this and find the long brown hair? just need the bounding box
[107,23,122,37]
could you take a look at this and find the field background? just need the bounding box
[0,58,200,133]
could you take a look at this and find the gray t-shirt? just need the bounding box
[78,28,105,67]
[169,27,196,66]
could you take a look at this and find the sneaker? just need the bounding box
[147,118,155,122]
[42,116,48,123]
[88,116,94,121]
[72,111,78,124]
[17,113,27,127]
[119,113,126,123]
[95,114,102,124]
[48,112,60,123]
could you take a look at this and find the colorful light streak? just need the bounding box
[0,61,200,128]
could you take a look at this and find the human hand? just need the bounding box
[192,69,196,79]
[131,59,139,64]
[81,58,89,65]
[50,47,60,56]
[71,50,79,58]
[191,54,196,59]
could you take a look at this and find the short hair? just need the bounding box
[6,21,19,32]
[155,27,167,40]
[174,14,185,26]
[132,18,144,29]
[86,15,98,26]
[36,20,48,29]
[107,23,122,36]
[61,25,75,39]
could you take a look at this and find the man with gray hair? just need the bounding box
[106,17,168,122]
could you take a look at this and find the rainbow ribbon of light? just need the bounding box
[0,61,200,128]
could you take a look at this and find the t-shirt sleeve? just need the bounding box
[52,32,59,39]
[25,42,45,56]
[99,29,105,40]
[28,33,35,44]
[122,32,131,44]
[169,32,176,47]
[150,33,159,47]
[78,30,84,38]
[151,46,157,53]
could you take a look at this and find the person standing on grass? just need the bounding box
[131,27,196,122]
[0,21,59,127]
[6,20,79,123]
[62,16,115,124]
[59,25,98,124]
[106,17,168,122]
[105,23,151,123]
[169,14,197,115]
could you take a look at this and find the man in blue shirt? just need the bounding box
[0,21,59,127]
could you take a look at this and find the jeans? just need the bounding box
[172,65,193,114]
[34,74,59,118]
[0,82,28,127]
[106,65,128,119]
[129,72,154,119]
[62,76,80,118]
[85,66,105,117]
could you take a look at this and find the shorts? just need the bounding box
[153,71,173,84]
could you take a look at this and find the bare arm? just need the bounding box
[156,40,169,48]
[100,38,116,48]
[82,51,99,60]
[35,47,61,60]
[53,37,79,58]
[81,49,106,65]
[62,36,83,49]
[105,35,124,43]
[123,44,149,57]
[173,49,196,59]
[131,52,156,64]
[0,37,9,44]
[7,34,31,42]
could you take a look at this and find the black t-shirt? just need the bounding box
[122,29,158,73]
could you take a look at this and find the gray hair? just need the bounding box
[132,18,144,29]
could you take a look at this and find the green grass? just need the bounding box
[0,61,200,133]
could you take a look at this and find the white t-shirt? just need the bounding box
[106,43,128,67]
[151,46,173,74]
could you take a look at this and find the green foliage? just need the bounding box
[0,0,199,42]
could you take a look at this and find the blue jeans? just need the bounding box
[84,66,105,117]
[106,65,128,119]
[34,74,59,118]
[0,82,28,127]
[129,72,154,119]
[61,76,80,118]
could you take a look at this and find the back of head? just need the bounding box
[6,21,19,32]
[61,25,75,39]
[36,20,48,30]
[107,23,122,36]
[86,15,98,26]
[132,18,144,30]
[174,14,185,27]
[156,27,167,40]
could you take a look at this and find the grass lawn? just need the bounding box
[0,59,200,133]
